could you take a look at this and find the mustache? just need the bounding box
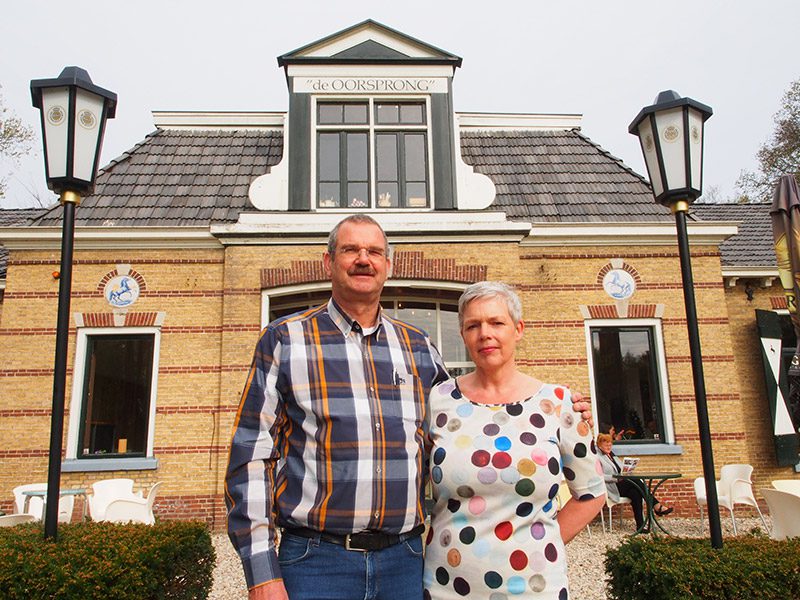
[349,266,376,275]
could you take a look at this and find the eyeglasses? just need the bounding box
[336,245,387,260]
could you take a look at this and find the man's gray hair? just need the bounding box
[327,215,390,255]
[458,281,523,327]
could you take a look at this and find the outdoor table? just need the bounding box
[22,488,88,522]
[614,472,681,535]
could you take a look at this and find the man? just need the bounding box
[226,215,592,600]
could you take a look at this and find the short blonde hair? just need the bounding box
[596,433,613,445]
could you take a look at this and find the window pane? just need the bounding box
[344,103,368,124]
[441,307,467,363]
[318,183,340,208]
[318,104,343,124]
[406,182,428,208]
[347,133,368,180]
[347,183,369,208]
[591,328,663,442]
[404,134,426,180]
[318,133,340,181]
[376,103,400,124]
[397,302,436,338]
[400,104,425,124]
[377,183,398,208]
[80,335,154,457]
[376,134,398,181]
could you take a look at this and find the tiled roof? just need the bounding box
[0,208,46,279]
[460,129,672,222]
[692,202,775,267]
[28,127,671,227]
[32,129,284,227]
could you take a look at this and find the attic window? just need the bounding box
[316,100,430,209]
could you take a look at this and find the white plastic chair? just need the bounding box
[719,464,769,534]
[87,478,142,521]
[761,488,800,540]
[0,514,37,527]
[103,482,162,525]
[555,480,592,538]
[600,495,632,533]
[12,483,75,523]
[772,479,800,497]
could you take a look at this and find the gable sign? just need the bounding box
[294,77,449,94]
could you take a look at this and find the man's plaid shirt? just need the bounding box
[225,299,449,589]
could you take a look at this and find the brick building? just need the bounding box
[0,21,797,527]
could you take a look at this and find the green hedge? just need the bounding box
[605,535,800,600]
[0,520,214,599]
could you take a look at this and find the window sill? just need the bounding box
[611,443,682,456]
[61,457,159,472]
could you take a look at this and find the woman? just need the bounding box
[597,433,672,533]
[424,282,606,600]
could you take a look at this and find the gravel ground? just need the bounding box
[209,516,772,600]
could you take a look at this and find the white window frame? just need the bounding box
[584,318,675,445]
[311,96,435,211]
[64,326,161,469]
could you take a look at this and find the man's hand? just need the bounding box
[250,580,289,600]
[570,390,593,429]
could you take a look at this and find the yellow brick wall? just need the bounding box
[2,238,797,525]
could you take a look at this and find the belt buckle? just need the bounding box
[344,533,367,552]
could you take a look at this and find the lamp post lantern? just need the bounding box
[30,67,116,540]
[629,90,723,549]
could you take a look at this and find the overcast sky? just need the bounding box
[2,0,798,208]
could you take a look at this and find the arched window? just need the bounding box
[266,285,471,376]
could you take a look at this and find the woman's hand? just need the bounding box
[570,390,593,428]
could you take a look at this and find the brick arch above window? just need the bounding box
[75,312,166,328]
[96,266,147,293]
[595,260,642,286]
[260,250,487,288]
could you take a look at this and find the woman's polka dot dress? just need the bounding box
[423,380,605,599]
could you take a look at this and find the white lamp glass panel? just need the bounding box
[687,108,704,193]
[653,107,687,192]
[637,116,663,198]
[41,87,70,179]
[72,89,105,183]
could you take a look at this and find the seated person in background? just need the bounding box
[596,433,672,532]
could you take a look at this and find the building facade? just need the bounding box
[0,21,797,526]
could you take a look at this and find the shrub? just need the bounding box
[605,535,800,600]
[0,520,214,599]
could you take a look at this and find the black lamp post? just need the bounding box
[30,67,116,540]
[629,90,723,549]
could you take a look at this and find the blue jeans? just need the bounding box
[278,532,424,600]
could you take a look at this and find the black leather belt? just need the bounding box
[282,524,425,552]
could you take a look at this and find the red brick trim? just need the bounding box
[260,250,488,288]
[667,354,734,363]
[152,445,228,455]
[0,408,54,417]
[79,312,161,327]
[596,262,642,285]
[4,290,223,299]
[675,432,746,442]
[8,258,223,266]
[521,251,721,260]
[670,393,740,403]
[262,261,327,288]
[586,304,657,319]
[517,358,588,366]
[391,251,487,283]
[156,405,237,414]
[516,282,723,292]
[96,268,147,293]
